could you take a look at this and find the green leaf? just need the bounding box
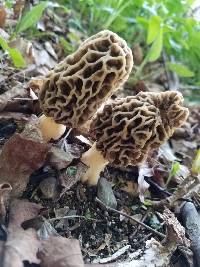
[166,161,180,186]
[66,166,77,176]
[192,149,200,175]
[8,48,26,68]
[15,2,48,35]
[167,62,194,77]
[0,36,9,50]
[0,37,26,68]
[170,162,181,177]
[59,37,74,54]
[147,27,163,62]
[147,16,162,45]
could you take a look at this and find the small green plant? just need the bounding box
[166,161,181,186]
[13,1,48,38]
[0,36,26,68]
[192,149,200,175]
[64,0,200,88]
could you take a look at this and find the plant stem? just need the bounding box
[103,0,132,29]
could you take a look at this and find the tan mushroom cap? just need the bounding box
[39,30,133,128]
[90,91,189,166]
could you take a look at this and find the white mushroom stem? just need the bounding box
[38,114,66,142]
[81,142,109,185]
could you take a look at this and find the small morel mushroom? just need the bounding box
[81,91,189,185]
[38,30,133,141]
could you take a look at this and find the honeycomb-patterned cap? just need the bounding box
[39,30,133,128]
[90,91,189,166]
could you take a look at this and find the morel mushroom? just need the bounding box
[81,91,189,185]
[38,30,133,141]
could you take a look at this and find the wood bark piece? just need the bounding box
[181,202,200,267]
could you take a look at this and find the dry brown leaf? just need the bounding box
[48,145,81,170]
[0,124,49,197]
[2,227,40,267]
[13,0,25,19]
[59,162,88,194]
[38,236,84,267]
[28,77,44,94]
[0,199,42,267]
[163,207,190,247]
[33,45,57,73]
[0,84,28,112]
[0,5,6,28]
[0,83,40,114]
[0,112,37,122]
[9,199,43,227]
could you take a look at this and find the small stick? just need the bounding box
[95,197,166,239]
[131,212,149,237]
[48,215,101,222]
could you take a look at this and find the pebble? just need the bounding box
[97,177,117,209]
[39,177,58,199]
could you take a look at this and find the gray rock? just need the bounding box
[39,177,58,199]
[97,177,117,209]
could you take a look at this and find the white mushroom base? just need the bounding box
[38,114,66,142]
[81,142,108,185]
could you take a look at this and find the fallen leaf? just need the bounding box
[0,84,28,112]
[28,77,44,94]
[44,41,58,60]
[158,142,178,162]
[2,227,40,267]
[34,44,57,70]
[163,208,190,247]
[38,236,84,267]
[48,145,81,170]
[37,219,60,240]
[0,199,42,267]
[59,162,88,194]
[9,199,43,227]
[0,123,49,197]
[0,112,38,122]
[0,5,6,28]
[138,163,152,202]
[13,0,25,19]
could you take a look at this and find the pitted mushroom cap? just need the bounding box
[39,30,133,128]
[90,91,189,166]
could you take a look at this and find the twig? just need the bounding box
[130,212,149,238]
[48,215,101,222]
[95,197,166,239]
